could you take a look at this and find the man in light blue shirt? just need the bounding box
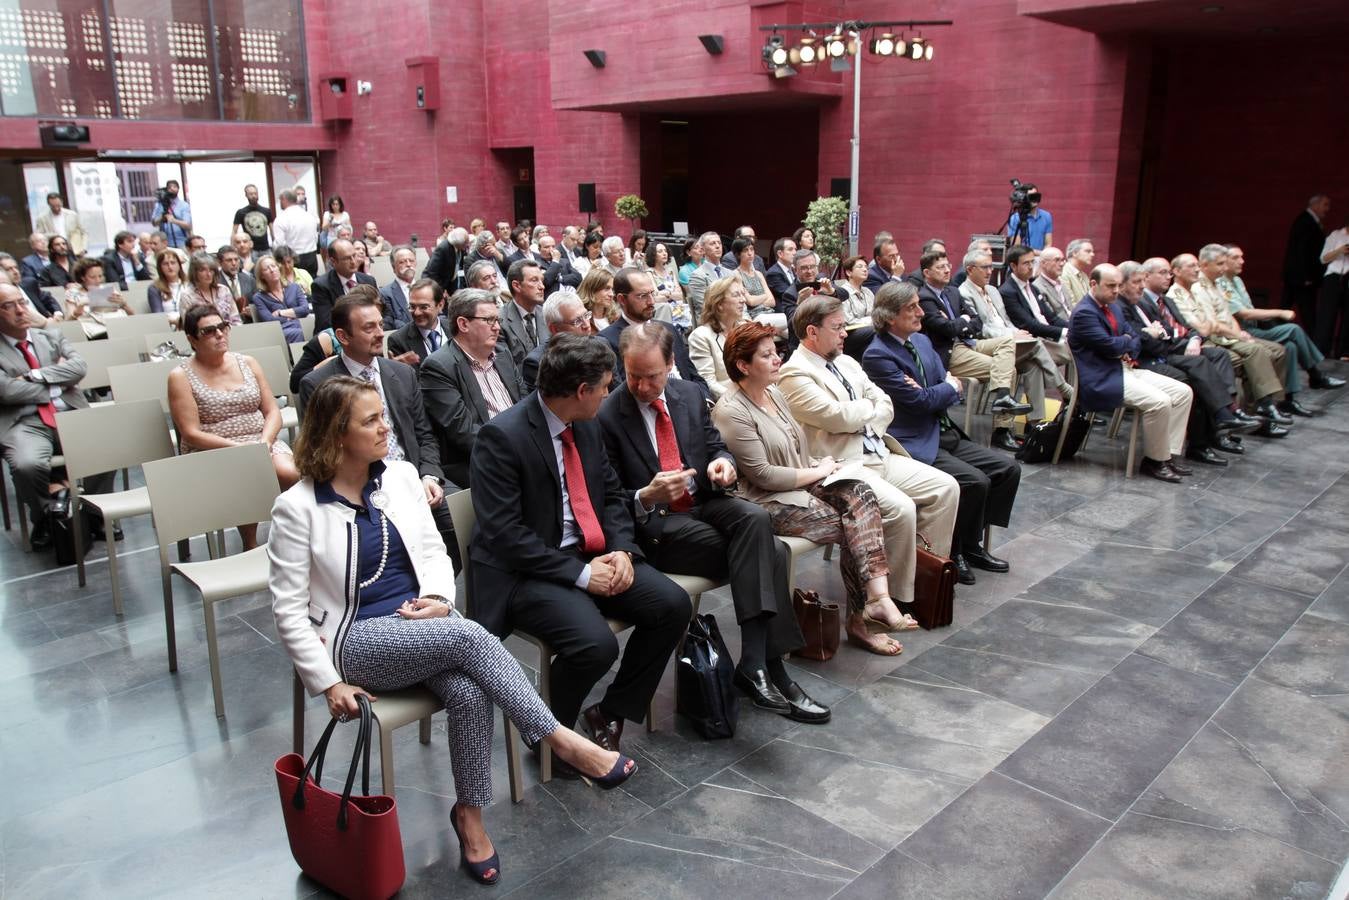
[150,180,192,248]
[1008,184,1054,250]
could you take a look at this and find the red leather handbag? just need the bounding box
[274,695,405,900]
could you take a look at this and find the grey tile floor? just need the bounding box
[3,367,1348,899]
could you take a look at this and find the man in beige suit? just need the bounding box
[1,283,113,550]
[34,193,87,258]
[779,295,959,606]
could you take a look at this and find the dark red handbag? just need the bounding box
[274,694,405,900]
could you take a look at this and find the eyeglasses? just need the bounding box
[467,316,500,326]
[626,291,657,301]
[971,264,994,271]
[198,322,231,337]
[565,313,593,328]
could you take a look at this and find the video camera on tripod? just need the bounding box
[1008,178,1040,216]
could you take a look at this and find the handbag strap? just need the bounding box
[337,694,374,831]
[292,710,342,811]
[916,531,934,553]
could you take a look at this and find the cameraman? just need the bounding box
[151,180,193,249]
[1007,182,1053,250]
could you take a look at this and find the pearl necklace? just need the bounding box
[357,486,391,590]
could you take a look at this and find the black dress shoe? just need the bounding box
[1140,458,1183,483]
[1231,409,1263,424]
[1309,372,1345,389]
[964,546,1010,573]
[1214,435,1245,454]
[1214,417,1259,436]
[581,704,624,753]
[733,667,790,713]
[989,394,1033,416]
[778,681,830,724]
[1256,420,1290,438]
[1167,456,1194,476]
[29,518,53,551]
[1277,398,1316,418]
[954,554,977,585]
[1185,447,1229,466]
[48,488,70,518]
[991,429,1023,452]
[1260,403,1294,425]
[113,525,124,541]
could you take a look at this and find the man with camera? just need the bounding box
[151,180,192,249]
[1007,181,1053,250]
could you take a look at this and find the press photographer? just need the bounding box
[1007,179,1053,250]
[151,179,193,249]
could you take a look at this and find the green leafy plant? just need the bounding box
[614,194,649,224]
[802,196,848,274]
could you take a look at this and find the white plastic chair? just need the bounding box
[74,338,144,392]
[105,314,179,342]
[142,443,280,717]
[56,400,175,614]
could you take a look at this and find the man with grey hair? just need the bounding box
[465,259,503,296]
[600,236,626,275]
[1061,238,1094,305]
[686,231,729,320]
[1034,246,1073,320]
[522,290,594,392]
[1282,194,1330,329]
[423,225,471,293]
[466,229,506,277]
[378,244,419,330]
[420,287,523,486]
[959,246,1071,425]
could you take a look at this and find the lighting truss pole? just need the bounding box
[759,19,953,257]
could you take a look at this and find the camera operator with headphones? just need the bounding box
[1007,181,1053,251]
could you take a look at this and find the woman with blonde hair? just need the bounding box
[577,266,617,331]
[687,276,748,398]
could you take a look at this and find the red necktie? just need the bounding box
[17,340,58,428]
[1157,299,1187,338]
[651,398,692,512]
[345,278,355,291]
[559,425,606,554]
[1102,304,1119,334]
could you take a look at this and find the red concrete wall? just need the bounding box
[1142,36,1349,302]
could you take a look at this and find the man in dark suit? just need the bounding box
[1,284,115,549]
[309,239,376,332]
[999,246,1070,360]
[299,291,458,567]
[599,268,709,397]
[1068,264,1195,483]
[419,288,523,487]
[469,334,690,759]
[216,246,255,319]
[498,258,547,370]
[1282,194,1330,331]
[599,323,827,723]
[917,249,1030,451]
[778,248,855,355]
[20,233,49,284]
[764,236,797,299]
[1120,260,1252,465]
[523,291,596,393]
[543,230,583,297]
[0,254,60,324]
[862,237,904,295]
[862,282,1020,586]
[377,245,419,331]
[719,225,767,272]
[100,231,149,290]
[422,227,469,293]
[386,278,448,367]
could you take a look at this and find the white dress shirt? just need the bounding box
[538,395,592,590]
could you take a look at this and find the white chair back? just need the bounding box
[57,320,88,343]
[299,314,316,340]
[76,337,144,390]
[246,344,296,405]
[108,358,180,413]
[369,256,395,284]
[105,315,178,341]
[230,320,288,355]
[122,280,153,315]
[56,399,175,481]
[142,443,279,545]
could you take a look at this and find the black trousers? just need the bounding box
[1314,273,1346,356]
[931,430,1020,555]
[508,559,690,727]
[1286,284,1319,339]
[640,494,803,659]
[1149,362,1215,450]
[296,250,319,278]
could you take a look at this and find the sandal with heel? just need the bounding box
[450,802,500,885]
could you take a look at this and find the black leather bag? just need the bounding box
[50,507,91,567]
[675,613,739,739]
[1017,405,1092,464]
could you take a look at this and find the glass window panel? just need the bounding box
[0,0,117,118]
[213,0,307,122]
[105,0,217,119]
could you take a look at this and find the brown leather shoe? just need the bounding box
[582,704,624,753]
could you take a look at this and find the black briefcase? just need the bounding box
[675,613,739,739]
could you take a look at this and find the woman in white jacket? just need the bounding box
[270,376,635,885]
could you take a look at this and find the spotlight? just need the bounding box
[824,30,848,58]
[797,36,819,65]
[909,38,925,60]
[762,35,789,67]
[896,37,909,57]
[870,32,895,56]
[924,43,934,61]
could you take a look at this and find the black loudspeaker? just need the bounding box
[578,182,597,213]
[830,178,851,201]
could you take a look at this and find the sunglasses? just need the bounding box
[198,322,231,337]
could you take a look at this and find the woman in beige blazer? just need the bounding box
[711,321,913,656]
[687,275,747,399]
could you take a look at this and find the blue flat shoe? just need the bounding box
[450,802,500,885]
[583,754,637,790]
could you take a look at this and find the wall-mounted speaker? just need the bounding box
[578,182,597,213]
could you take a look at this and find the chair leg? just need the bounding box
[0,465,10,531]
[983,524,993,550]
[504,713,525,803]
[537,652,553,784]
[74,497,86,587]
[1107,408,1125,439]
[1126,410,1140,478]
[379,719,395,796]
[293,671,305,754]
[19,493,30,551]
[1080,413,1096,452]
[204,598,226,718]
[823,544,834,562]
[107,520,124,616]
[176,538,191,563]
[418,716,431,744]
[160,549,178,672]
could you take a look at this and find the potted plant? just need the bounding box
[801,196,848,275]
[614,194,649,227]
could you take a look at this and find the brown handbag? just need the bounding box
[912,534,956,630]
[791,588,841,660]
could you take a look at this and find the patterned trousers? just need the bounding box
[341,614,558,807]
[760,479,890,612]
